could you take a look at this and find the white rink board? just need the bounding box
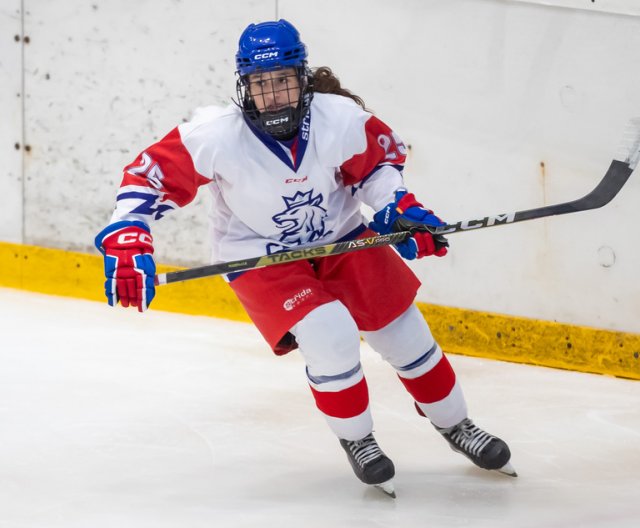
[0,288,639,528]
[0,2,23,243]
[3,0,640,333]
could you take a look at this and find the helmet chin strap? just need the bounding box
[258,106,298,140]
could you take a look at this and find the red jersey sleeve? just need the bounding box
[114,127,211,223]
[339,115,408,187]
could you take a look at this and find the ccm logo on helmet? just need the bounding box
[254,51,279,60]
[265,116,289,126]
[117,232,153,245]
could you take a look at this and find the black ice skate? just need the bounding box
[436,418,517,477]
[339,433,396,497]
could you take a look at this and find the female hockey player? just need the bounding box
[95,19,515,497]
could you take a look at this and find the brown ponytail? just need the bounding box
[311,66,369,111]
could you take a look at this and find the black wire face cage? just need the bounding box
[235,65,313,140]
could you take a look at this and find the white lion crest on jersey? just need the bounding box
[272,189,332,247]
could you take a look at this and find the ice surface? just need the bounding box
[0,287,638,527]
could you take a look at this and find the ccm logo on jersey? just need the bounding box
[254,51,278,60]
[117,232,153,245]
[285,176,308,184]
[265,116,289,126]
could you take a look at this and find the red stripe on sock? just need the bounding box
[309,377,369,418]
[398,354,456,404]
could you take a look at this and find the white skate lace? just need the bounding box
[347,434,383,468]
[448,418,494,457]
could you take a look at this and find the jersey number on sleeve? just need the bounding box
[377,132,407,161]
[128,152,166,190]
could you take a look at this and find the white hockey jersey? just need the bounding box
[111,93,408,264]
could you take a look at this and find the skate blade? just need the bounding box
[374,479,396,498]
[495,461,518,477]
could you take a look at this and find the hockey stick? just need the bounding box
[156,121,640,286]
[156,231,411,285]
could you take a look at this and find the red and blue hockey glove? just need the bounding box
[94,220,156,312]
[369,189,449,260]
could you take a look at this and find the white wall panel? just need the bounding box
[0,2,23,243]
[23,0,275,264]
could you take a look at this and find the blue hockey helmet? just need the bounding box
[235,19,308,75]
[235,19,313,139]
